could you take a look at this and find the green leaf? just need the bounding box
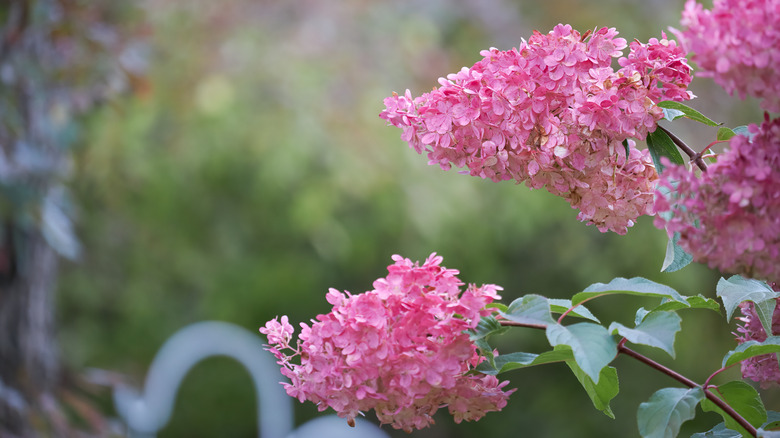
[487,302,508,313]
[566,361,619,419]
[701,381,767,436]
[760,413,780,438]
[549,298,601,323]
[661,232,693,273]
[717,127,737,141]
[609,311,681,358]
[501,294,555,326]
[635,307,651,325]
[732,125,755,140]
[637,387,704,438]
[657,101,720,126]
[717,276,779,335]
[662,107,686,122]
[722,336,780,368]
[546,322,618,383]
[469,316,507,365]
[652,295,721,313]
[574,277,686,306]
[763,411,780,430]
[476,348,574,375]
[691,423,742,438]
[647,128,686,173]
[469,316,506,342]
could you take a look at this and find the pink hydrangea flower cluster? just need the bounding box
[380,24,693,235]
[735,296,780,388]
[654,115,780,281]
[260,253,514,432]
[674,0,780,112]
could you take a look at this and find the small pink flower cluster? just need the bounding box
[675,0,780,112]
[260,253,514,432]
[380,24,693,235]
[736,297,780,388]
[654,115,780,281]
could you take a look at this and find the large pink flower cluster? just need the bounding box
[654,115,780,281]
[736,297,780,388]
[380,24,693,235]
[674,0,780,112]
[260,253,513,432]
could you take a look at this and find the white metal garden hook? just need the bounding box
[111,320,389,438]
[112,321,293,438]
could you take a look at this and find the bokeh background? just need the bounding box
[54,0,770,436]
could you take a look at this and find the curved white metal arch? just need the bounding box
[112,321,293,438]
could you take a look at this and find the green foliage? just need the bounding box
[546,322,618,382]
[694,422,780,438]
[470,316,508,362]
[575,277,687,305]
[482,268,772,438]
[732,126,754,140]
[722,337,780,369]
[476,348,574,375]
[647,128,686,172]
[651,295,721,313]
[549,298,601,323]
[692,423,743,438]
[501,295,556,326]
[717,127,737,142]
[661,107,686,122]
[470,316,507,342]
[662,232,693,273]
[763,411,780,430]
[566,362,620,419]
[657,101,720,127]
[717,276,780,335]
[701,381,767,436]
[609,311,681,358]
[637,387,704,438]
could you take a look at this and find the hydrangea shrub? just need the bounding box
[262,1,780,436]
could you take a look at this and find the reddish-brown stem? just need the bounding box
[699,140,726,157]
[557,294,604,324]
[498,320,548,330]
[617,344,699,387]
[657,125,708,172]
[618,345,757,437]
[496,320,758,436]
[703,364,737,390]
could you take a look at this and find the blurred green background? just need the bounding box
[56,0,769,436]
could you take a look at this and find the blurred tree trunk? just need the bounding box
[0,2,66,434]
[0,0,143,435]
[0,230,60,435]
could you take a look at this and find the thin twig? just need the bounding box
[657,125,708,172]
[557,294,603,324]
[497,320,548,330]
[702,363,737,390]
[496,320,758,436]
[618,345,756,436]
